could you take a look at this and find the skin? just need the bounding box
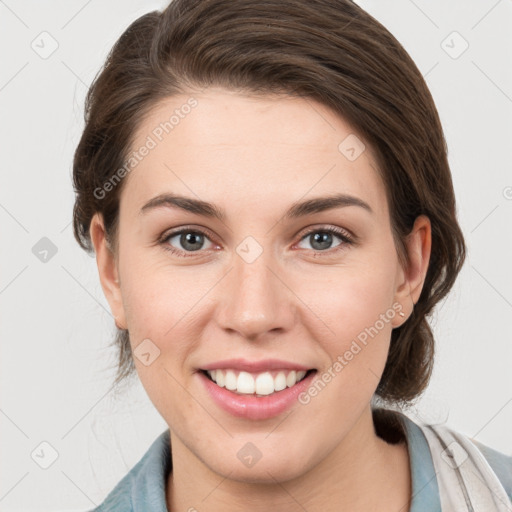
[90,87,431,512]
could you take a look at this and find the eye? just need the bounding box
[160,227,216,257]
[159,225,354,258]
[295,226,353,254]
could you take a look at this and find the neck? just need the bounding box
[167,405,411,512]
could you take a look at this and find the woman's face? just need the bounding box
[92,87,429,483]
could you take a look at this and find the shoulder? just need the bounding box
[399,410,512,503]
[89,429,171,512]
[469,437,512,501]
[386,409,512,507]
[88,463,136,512]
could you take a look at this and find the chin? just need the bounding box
[209,455,313,485]
[194,436,320,485]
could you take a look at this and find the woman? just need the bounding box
[72,0,512,510]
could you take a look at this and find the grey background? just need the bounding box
[0,0,511,510]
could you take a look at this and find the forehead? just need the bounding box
[122,88,388,219]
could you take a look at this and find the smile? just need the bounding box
[198,359,318,420]
[203,369,311,396]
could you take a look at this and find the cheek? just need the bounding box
[117,255,220,401]
[118,260,205,417]
[296,261,398,348]
[118,250,202,336]
[289,268,397,425]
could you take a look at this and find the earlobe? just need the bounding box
[393,215,432,325]
[89,213,127,330]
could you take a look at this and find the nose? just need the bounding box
[215,246,296,342]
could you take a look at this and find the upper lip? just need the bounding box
[200,358,313,373]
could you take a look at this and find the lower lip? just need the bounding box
[198,370,316,420]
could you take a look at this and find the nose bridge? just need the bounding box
[217,242,294,339]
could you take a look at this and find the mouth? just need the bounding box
[200,368,316,397]
[197,358,318,419]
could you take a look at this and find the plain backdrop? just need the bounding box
[1,0,511,510]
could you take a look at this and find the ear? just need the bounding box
[89,213,127,329]
[392,215,431,326]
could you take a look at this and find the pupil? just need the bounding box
[312,232,332,250]
[182,232,203,251]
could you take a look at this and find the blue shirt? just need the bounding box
[91,411,512,511]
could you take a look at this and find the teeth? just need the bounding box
[225,370,237,391]
[216,370,225,388]
[255,372,274,395]
[206,368,309,395]
[286,370,297,388]
[274,372,287,391]
[238,371,255,393]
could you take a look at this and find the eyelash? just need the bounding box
[158,225,355,259]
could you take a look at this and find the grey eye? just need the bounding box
[166,231,214,252]
[297,230,343,251]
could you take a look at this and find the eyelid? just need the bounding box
[159,224,218,243]
[296,224,354,243]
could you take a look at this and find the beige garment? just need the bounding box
[416,420,512,511]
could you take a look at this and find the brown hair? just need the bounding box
[72,0,466,405]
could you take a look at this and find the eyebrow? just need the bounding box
[139,192,373,220]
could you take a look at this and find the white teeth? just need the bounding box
[225,370,237,391]
[255,372,274,395]
[206,368,309,395]
[237,372,255,393]
[274,372,287,391]
[286,370,297,388]
[215,370,225,388]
